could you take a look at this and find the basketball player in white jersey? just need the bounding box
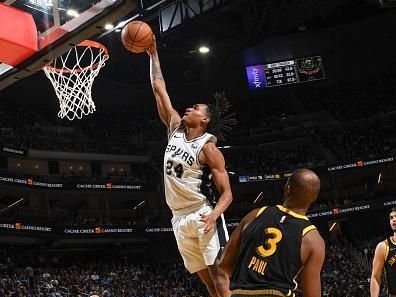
[147,36,233,297]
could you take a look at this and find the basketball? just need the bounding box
[121,21,153,53]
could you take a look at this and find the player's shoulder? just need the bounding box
[373,240,388,261]
[200,141,223,162]
[302,228,325,250]
[202,140,218,151]
[375,240,387,252]
[239,208,267,233]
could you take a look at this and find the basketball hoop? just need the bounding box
[43,40,109,121]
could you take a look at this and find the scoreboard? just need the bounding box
[245,56,325,90]
[264,60,297,87]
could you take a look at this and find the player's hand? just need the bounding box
[200,213,217,234]
[146,34,157,56]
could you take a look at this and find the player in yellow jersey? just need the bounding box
[219,169,325,297]
[371,208,396,297]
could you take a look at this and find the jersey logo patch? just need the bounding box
[191,142,198,149]
[280,215,286,223]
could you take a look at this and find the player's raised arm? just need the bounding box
[146,35,181,134]
[370,241,386,297]
[300,229,325,297]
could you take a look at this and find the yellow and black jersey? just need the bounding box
[385,237,396,295]
[230,205,316,297]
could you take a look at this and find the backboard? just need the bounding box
[0,0,137,90]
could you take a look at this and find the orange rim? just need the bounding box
[43,40,109,74]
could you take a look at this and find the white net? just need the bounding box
[43,41,109,121]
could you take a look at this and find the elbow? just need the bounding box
[151,79,165,93]
[370,274,378,284]
[151,83,161,94]
[227,192,233,206]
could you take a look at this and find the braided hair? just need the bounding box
[206,91,237,141]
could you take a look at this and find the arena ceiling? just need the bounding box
[102,0,391,82]
[0,0,393,92]
[110,0,389,54]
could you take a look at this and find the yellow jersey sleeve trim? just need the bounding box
[385,239,389,261]
[231,289,288,296]
[256,206,268,217]
[277,205,309,221]
[286,290,295,297]
[302,225,317,237]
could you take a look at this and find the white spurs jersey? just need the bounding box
[164,127,217,212]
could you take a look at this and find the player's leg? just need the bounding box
[173,212,217,296]
[207,259,231,297]
[197,208,231,297]
[196,268,218,297]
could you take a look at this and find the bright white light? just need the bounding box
[28,0,52,7]
[117,20,129,28]
[199,46,210,54]
[104,23,114,30]
[253,192,264,204]
[133,200,146,210]
[66,9,79,17]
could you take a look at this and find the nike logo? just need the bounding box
[174,135,181,138]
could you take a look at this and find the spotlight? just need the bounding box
[198,46,210,54]
[66,9,79,17]
[104,23,114,30]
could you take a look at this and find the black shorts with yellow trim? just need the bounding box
[231,289,295,297]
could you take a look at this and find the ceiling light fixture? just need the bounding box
[104,23,114,30]
[198,46,210,54]
[66,9,79,18]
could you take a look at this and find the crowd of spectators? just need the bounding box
[0,256,206,297]
[231,92,297,137]
[321,238,370,297]
[319,118,396,163]
[223,143,326,174]
[0,201,163,229]
[0,232,390,297]
[297,73,396,121]
[0,163,151,185]
[1,73,396,176]
[0,101,165,156]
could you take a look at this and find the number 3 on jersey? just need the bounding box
[166,160,184,178]
[256,228,283,257]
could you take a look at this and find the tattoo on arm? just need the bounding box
[151,56,164,81]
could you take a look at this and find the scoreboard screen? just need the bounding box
[245,56,325,91]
